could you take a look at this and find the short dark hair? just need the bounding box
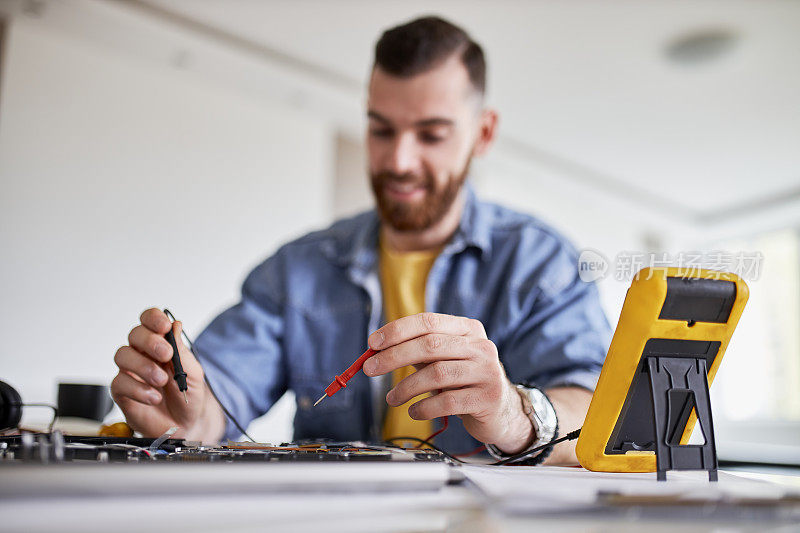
[374,16,486,96]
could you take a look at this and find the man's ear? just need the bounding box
[472,108,499,157]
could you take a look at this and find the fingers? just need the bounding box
[111,372,162,406]
[408,389,485,420]
[114,346,169,388]
[112,311,208,438]
[119,315,203,405]
[169,320,203,377]
[368,313,486,351]
[128,324,174,363]
[387,360,479,407]
[141,308,172,335]
[363,334,497,377]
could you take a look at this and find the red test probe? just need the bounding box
[315,347,467,452]
[314,348,378,407]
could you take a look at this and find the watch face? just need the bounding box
[486,386,559,462]
[518,386,557,443]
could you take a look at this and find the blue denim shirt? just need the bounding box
[194,187,611,453]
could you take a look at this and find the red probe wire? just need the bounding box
[314,348,378,407]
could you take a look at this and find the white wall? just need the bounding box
[0,17,333,439]
[472,149,687,320]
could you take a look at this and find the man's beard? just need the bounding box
[370,158,472,233]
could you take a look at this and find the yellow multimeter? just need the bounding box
[576,267,748,480]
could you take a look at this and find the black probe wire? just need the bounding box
[491,428,582,466]
[163,310,256,443]
[386,428,583,466]
[384,436,466,463]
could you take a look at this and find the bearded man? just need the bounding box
[110,16,611,465]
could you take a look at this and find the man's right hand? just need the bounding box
[111,308,222,441]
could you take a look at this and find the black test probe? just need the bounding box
[163,309,188,404]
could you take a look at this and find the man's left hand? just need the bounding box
[362,312,534,454]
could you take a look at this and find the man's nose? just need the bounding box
[386,133,420,175]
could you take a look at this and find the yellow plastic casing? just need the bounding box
[575,267,749,473]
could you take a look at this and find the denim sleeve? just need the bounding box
[502,234,611,392]
[193,254,287,441]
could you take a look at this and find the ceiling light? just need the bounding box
[666,28,740,65]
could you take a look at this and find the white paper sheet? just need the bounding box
[460,464,798,513]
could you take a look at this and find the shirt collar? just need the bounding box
[449,183,492,260]
[336,181,493,278]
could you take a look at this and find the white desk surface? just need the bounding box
[1,463,798,533]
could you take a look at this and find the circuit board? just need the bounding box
[0,432,448,464]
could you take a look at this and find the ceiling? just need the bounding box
[134,0,800,220]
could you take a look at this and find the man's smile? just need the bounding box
[384,180,427,202]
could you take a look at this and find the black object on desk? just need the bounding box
[57,383,113,422]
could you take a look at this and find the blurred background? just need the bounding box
[0,0,798,464]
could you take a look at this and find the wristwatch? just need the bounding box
[486,384,558,461]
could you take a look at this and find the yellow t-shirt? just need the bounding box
[379,238,440,444]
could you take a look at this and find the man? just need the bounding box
[110,17,610,464]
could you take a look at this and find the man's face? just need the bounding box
[367,56,482,232]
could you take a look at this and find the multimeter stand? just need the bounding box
[646,355,718,482]
[576,270,747,480]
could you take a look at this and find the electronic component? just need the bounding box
[576,267,749,481]
[0,434,448,464]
